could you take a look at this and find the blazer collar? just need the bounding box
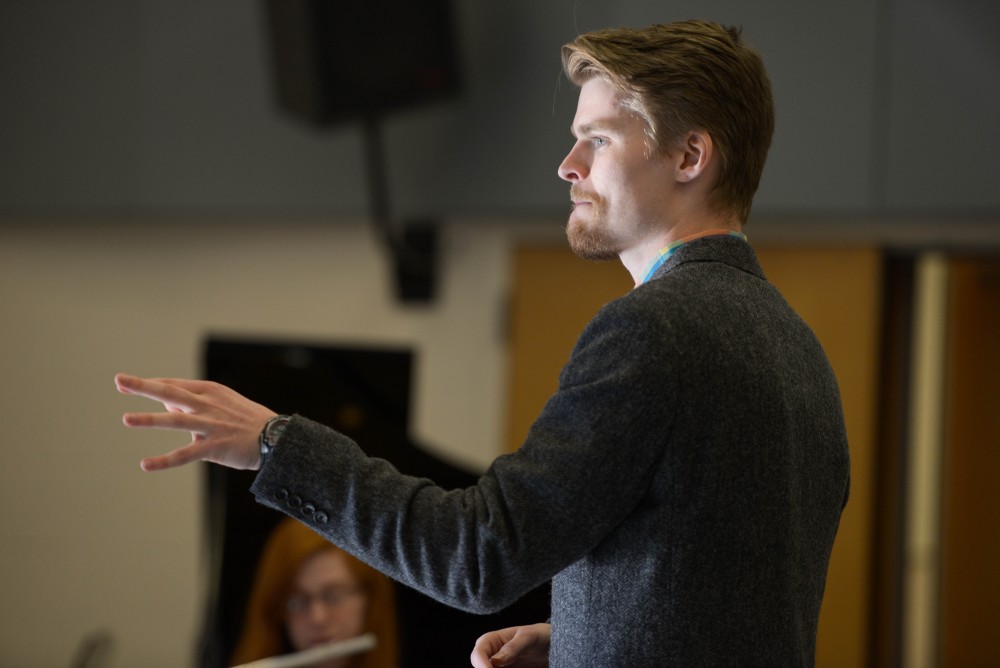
[648,235,765,283]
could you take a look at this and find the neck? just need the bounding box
[620,215,743,286]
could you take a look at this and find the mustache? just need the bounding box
[570,186,604,206]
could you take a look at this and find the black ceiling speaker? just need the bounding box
[264,0,461,125]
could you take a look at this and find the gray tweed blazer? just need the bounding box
[252,236,850,667]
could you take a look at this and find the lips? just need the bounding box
[308,636,337,647]
[570,186,600,210]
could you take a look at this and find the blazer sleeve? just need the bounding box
[251,296,678,613]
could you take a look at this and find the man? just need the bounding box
[117,21,850,667]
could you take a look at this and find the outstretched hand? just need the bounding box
[470,623,551,668]
[115,373,276,472]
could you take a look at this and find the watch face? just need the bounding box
[265,416,290,448]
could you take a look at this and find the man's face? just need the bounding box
[558,78,674,261]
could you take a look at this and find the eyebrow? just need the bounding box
[572,117,627,139]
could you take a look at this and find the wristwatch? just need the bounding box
[259,415,291,465]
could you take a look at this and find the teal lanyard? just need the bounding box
[640,229,747,285]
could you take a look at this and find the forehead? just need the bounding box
[571,78,643,137]
[295,549,357,591]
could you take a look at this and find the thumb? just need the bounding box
[490,647,514,667]
[490,630,531,666]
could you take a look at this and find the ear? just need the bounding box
[674,130,714,183]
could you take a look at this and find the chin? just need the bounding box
[567,222,620,261]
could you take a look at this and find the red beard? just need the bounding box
[566,186,619,261]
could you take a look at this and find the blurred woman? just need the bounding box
[230,518,398,668]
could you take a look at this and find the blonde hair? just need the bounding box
[230,518,399,668]
[562,20,775,223]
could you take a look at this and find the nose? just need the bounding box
[305,599,331,625]
[558,142,588,183]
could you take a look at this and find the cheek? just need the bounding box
[592,159,631,197]
[286,617,311,650]
[339,599,369,636]
[621,161,670,207]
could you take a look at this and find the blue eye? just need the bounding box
[593,137,607,147]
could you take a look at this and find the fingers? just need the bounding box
[139,443,204,472]
[469,642,499,668]
[117,372,271,472]
[469,650,492,668]
[470,624,552,668]
[114,373,139,394]
[470,629,516,668]
[116,372,204,392]
[489,643,516,667]
[122,410,201,431]
[115,373,198,408]
[117,375,228,431]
